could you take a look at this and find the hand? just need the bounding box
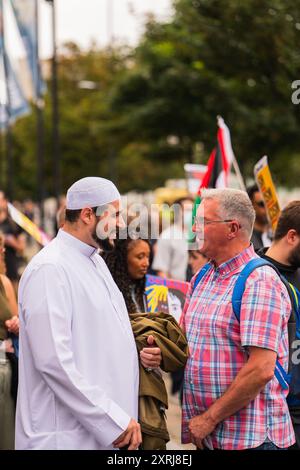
[113,418,142,450]
[188,412,216,449]
[140,335,162,369]
[4,338,14,354]
[5,316,19,336]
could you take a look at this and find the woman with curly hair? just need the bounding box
[102,232,150,313]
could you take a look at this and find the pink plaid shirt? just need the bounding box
[181,245,295,449]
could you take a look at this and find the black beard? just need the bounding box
[288,245,300,268]
[92,229,116,251]
[92,230,103,247]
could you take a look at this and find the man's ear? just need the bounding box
[227,221,240,239]
[286,229,299,246]
[80,208,94,225]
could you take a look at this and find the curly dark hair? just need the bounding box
[102,232,151,313]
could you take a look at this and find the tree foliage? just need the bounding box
[5,0,300,199]
[111,0,300,187]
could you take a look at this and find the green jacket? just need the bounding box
[129,312,189,450]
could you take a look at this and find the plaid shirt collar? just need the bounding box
[210,244,256,277]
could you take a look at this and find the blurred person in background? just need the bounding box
[152,197,194,281]
[56,204,66,231]
[247,184,272,250]
[23,199,36,222]
[0,231,19,449]
[0,191,26,290]
[55,195,67,233]
[186,249,208,282]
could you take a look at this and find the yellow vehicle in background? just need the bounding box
[154,187,190,206]
[154,186,193,231]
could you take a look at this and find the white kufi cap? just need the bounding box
[66,177,120,210]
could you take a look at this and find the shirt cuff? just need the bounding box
[94,402,132,447]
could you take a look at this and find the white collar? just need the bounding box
[57,229,97,258]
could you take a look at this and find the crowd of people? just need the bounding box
[1,176,300,451]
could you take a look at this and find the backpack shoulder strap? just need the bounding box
[232,257,290,390]
[288,283,300,339]
[289,283,299,312]
[192,262,211,294]
[232,258,278,321]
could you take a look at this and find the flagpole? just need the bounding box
[106,0,117,184]
[45,0,61,204]
[35,0,45,228]
[231,153,247,192]
[216,115,247,192]
[107,0,114,45]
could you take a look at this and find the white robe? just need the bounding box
[16,229,139,450]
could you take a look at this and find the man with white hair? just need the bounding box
[181,188,295,450]
[16,177,156,450]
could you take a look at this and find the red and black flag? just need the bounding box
[199,116,234,192]
[189,117,235,241]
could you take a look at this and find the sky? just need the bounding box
[6,0,173,59]
[1,0,172,105]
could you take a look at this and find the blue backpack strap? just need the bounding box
[232,258,276,321]
[192,262,211,294]
[232,258,289,390]
[289,284,300,338]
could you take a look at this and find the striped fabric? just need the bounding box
[181,245,295,449]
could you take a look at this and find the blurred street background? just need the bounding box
[1,0,300,451]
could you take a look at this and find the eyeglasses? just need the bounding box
[194,216,241,228]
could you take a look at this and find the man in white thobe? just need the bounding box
[16,177,159,450]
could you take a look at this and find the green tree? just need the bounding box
[10,43,132,198]
[110,0,300,187]
[8,1,300,199]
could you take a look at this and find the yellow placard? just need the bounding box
[8,203,51,246]
[254,156,281,232]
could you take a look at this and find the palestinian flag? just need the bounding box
[199,116,234,191]
[189,117,234,242]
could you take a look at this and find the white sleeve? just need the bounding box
[20,263,131,447]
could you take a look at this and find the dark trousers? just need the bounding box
[288,423,300,450]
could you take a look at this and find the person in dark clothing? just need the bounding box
[247,184,271,250]
[0,231,19,449]
[257,200,300,449]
